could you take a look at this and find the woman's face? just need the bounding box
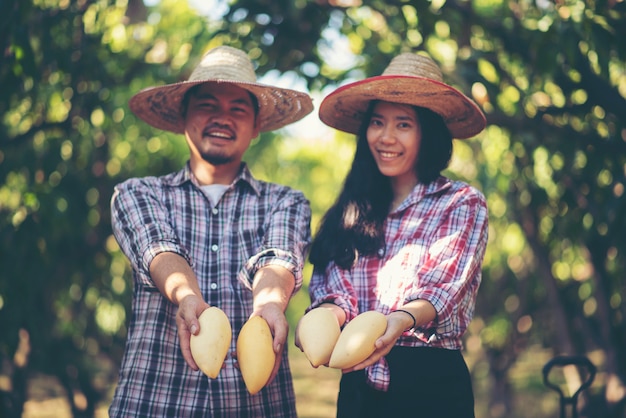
[366,101,421,186]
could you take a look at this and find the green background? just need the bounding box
[1,0,625,416]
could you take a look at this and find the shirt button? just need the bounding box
[212,208,218,215]
[210,282,218,290]
[211,244,218,252]
[378,248,385,256]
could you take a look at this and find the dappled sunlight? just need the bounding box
[95,299,126,335]
[2,0,625,416]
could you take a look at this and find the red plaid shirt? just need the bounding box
[308,176,488,391]
[109,163,311,417]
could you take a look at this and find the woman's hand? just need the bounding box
[340,310,412,373]
[295,305,344,368]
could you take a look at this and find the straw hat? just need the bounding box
[129,46,314,133]
[319,53,486,139]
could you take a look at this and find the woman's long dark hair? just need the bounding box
[309,101,453,270]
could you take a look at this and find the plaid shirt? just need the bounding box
[109,163,311,418]
[308,176,488,391]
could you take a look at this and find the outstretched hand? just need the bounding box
[176,294,211,370]
[252,302,289,383]
[340,312,407,373]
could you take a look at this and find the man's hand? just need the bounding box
[250,265,295,384]
[149,252,208,371]
[252,302,289,382]
[176,294,211,370]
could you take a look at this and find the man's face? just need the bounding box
[183,82,259,167]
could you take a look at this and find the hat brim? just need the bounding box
[129,79,314,134]
[319,75,486,139]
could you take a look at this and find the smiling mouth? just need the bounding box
[378,150,402,159]
[203,128,235,141]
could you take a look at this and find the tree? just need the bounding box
[0,0,211,415]
[1,0,624,416]
[221,0,626,415]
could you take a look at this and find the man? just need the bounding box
[109,45,313,417]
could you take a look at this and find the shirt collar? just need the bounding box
[162,162,262,196]
[399,176,452,209]
[236,163,262,196]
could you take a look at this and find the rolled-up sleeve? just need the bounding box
[111,178,191,288]
[238,189,311,295]
[406,191,489,337]
[308,263,359,323]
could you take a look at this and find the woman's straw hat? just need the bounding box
[129,46,314,133]
[319,53,486,139]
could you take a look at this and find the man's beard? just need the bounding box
[198,123,238,166]
[201,151,235,166]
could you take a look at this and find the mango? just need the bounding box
[298,308,341,367]
[328,310,387,369]
[190,306,232,379]
[236,316,275,395]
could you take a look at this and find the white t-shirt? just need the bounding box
[200,184,229,207]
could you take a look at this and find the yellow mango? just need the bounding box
[328,310,387,369]
[298,308,341,367]
[190,306,232,379]
[236,316,275,395]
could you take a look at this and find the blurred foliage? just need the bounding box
[1,0,625,417]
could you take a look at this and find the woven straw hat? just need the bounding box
[129,46,314,133]
[319,53,486,139]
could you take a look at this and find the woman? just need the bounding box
[298,52,488,417]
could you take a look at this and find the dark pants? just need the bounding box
[336,346,475,418]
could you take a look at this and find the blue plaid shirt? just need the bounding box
[109,163,311,417]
